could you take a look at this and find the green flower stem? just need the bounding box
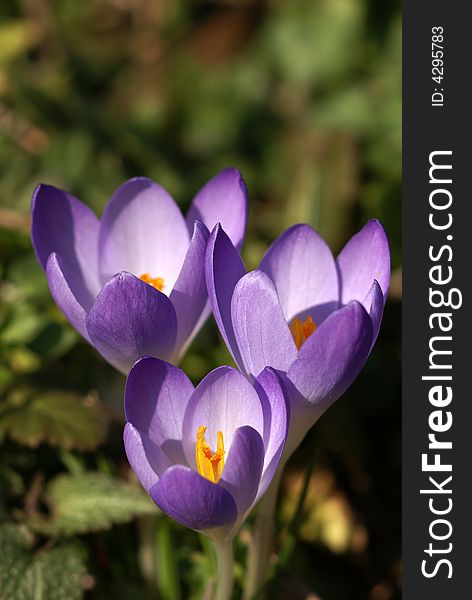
[276,449,317,571]
[243,469,282,600]
[138,516,181,599]
[137,515,156,589]
[244,448,318,600]
[155,518,181,600]
[213,539,234,600]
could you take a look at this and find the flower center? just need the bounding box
[139,273,165,292]
[195,425,225,483]
[290,315,317,350]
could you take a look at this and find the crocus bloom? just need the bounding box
[123,357,289,540]
[31,169,247,373]
[206,220,390,458]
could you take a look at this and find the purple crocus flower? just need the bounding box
[123,357,289,540]
[205,220,390,458]
[31,169,247,373]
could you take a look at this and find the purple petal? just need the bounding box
[98,178,189,292]
[150,465,238,532]
[253,368,290,501]
[182,367,265,468]
[125,357,194,464]
[169,221,210,360]
[363,279,385,349]
[86,272,177,373]
[220,426,264,515]
[260,224,339,324]
[336,220,390,305]
[31,184,101,305]
[46,253,89,341]
[285,302,373,459]
[205,224,246,368]
[124,423,172,492]
[187,168,248,251]
[231,270,297,378]
[288,301,373,410]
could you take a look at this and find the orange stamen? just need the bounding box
[195,426,225,483]
[290,315,317,350]
[139,273,165,292]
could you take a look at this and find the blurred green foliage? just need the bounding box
[0,1,401,599]
[27,472,156,537]
[0,523,86,600]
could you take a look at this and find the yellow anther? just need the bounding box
[195,426,225,483]
[290,315,317,350]
[139,273,165,291]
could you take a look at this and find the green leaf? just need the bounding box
[6,348,41,374]
[266,0,363,85]
[5,254,50,301]
[28,321,78,360]
[0,303,43,346]
[0,21,41,65]
[29,472,156,536]
[0,524,86,600]
[0,391,107,450]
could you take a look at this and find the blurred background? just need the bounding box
[0,1,401,599]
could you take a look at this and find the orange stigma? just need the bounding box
[290,315,317,350]
[139,273,165,292]
[195,426,225,483]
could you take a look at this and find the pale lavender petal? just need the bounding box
[99,178,189,292]
[150,465,238,532]
[288,301,373,411]
[169,221,210,359]
[363,279,385,349]
[220,426,264,515]
[336,220,390,304]
[124,423,172,492]
[31,183,101,303]
[125,357,194,464]
[260,224,339,324]
[253,368,290,501]
[86,272,177,373]
[205,224,246,368]
[46,253,89,341]
[187,168,248,251]
[182,367,264,468]
[231,270,297,378]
